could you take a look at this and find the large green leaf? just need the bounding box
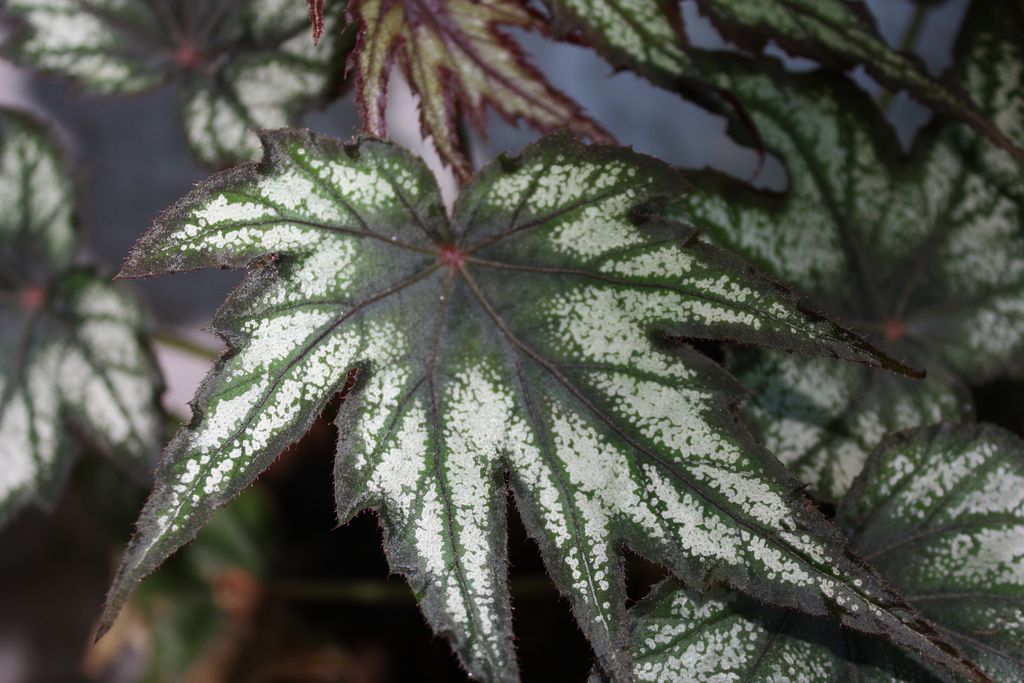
[346,0,610,182]
[0,0,350,167]
[0,109,163,524]
[613,423,1024,682]
[101,129,978,681]
[540,0,1024,163]
[675,45,1024,499]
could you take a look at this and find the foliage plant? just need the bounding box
[0,0,1021,681]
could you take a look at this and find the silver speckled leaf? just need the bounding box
[0,109,163,524]
[676,46,1023,500]
[604,584,930,682]
[1,0,349,167]
[100,129,967,681]
[614,423,1024,682]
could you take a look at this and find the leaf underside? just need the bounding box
[615,423,1024,682]
[105,129,974,681]
[347,0,611,182]
[0,0,348,167]
[0,109,162,524]
[675,40,1024,499]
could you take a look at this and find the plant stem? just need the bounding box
[152,330,220,360]
[878,3,930,113]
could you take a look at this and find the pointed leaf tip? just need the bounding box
[308,0,326,45]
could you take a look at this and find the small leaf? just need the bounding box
[346,0,611,181]
[0,109,163,524]
[0,0,166,96]
[615,423,1024,682]
[540,0,1024,163]
[0,109,75,274]
[1,0,350,167]
[675,52,1024,499]
[105,129,970,681]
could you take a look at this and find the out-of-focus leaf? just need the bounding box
[951,0,1024,204]
[135,487,274,683]
[690,0,1022,161]
[98,130,972,681]
[730,352,968,503]
[0,0,351,167]
[0,109,162,524]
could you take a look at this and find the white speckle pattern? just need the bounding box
[842,424,1024,680]
[552,0,693,75]
[0,279,162,520]
[734,351,964,500]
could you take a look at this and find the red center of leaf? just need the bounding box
[439,244,465,268]
[174,43,202,69]
[883,318,907,343]
[19,286,46,311]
